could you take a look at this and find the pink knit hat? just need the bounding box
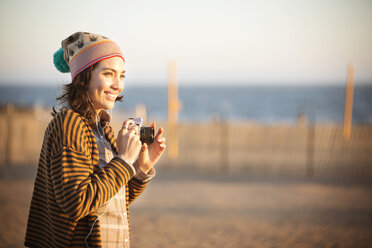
[54,32,125,80]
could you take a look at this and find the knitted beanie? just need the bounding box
[53,32,125,80]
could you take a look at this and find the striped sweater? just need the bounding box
[25,108,148,247]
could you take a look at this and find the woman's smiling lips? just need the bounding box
[105,91,118,101]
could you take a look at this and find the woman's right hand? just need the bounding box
[116,119,142,164]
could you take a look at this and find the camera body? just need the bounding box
[131,117,154,145]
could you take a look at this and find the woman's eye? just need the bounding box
[120,75,125,79]
[104,72,114,77]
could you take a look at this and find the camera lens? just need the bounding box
[140,127,154,144]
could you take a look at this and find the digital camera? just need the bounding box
[131,117,154,145]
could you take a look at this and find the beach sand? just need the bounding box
[1,166,371,248]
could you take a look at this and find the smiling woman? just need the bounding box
[88,58,126,113]
[24,32,166,248]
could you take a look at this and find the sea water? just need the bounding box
[0,84,371,124]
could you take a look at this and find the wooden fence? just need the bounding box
[1,105,371,179]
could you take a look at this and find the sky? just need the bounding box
[0,0,371,86]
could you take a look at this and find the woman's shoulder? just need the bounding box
[48,108,92,149]
[52,108,87,128]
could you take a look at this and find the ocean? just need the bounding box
[0,84,371,124]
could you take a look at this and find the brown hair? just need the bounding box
[52,63,123,127]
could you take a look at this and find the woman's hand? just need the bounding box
[136,122,166,173]
[116,119,142,164]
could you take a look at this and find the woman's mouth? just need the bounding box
[105,92,117,101]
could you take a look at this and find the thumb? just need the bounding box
[141,143,148,153]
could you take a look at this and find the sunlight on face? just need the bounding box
[88,57,125,112]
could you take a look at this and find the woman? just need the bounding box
[24,32,166,247]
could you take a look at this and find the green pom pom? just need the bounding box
[53,47,70,73]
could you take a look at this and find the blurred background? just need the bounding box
[0,0,371,247]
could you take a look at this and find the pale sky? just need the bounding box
[0,0,371,86]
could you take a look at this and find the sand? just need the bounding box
[0,166,371,248]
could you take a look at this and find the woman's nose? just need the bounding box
[112,76,123,91]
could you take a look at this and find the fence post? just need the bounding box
[167,60,181,164]
[306,124,315,177]
[220,102,230,172]
[343,64,354,140]
[306,108,316,178]
[5,104,15,165]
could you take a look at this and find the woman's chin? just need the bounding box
[95,100,115,111]
[105,103,115,110]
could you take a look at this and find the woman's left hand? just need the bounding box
[136,123,166,173]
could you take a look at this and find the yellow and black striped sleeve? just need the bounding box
[51,110,135,220]
[127,177,148,205]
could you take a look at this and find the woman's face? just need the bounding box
[88,57,125,112]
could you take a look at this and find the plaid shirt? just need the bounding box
[93,114,154,247]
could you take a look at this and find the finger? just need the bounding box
[128,122,140,131]
[133,125,140,134]
[157,137,166,143]
[129,128,140,137]
[151,122,156,130]
[122,119,135,129]
[160,144,166,150]
[155,127,163,139]
[141,143,148,153]
[123,119,134,128]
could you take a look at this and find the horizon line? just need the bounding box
[1,80,372,87]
